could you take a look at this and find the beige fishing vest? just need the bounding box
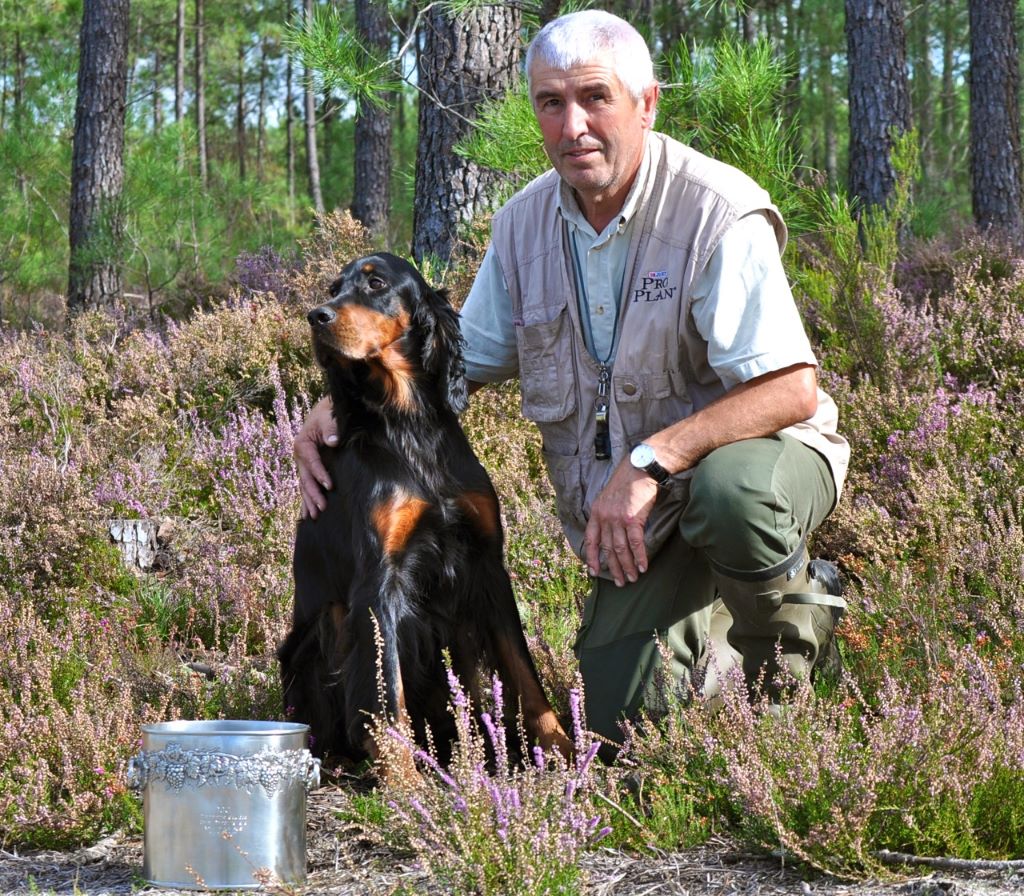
[491,132,850,563]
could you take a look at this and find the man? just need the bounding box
[295,10,850,752]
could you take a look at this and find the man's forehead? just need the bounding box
[529,55,623,95]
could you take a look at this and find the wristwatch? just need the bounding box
[629,443,671,485]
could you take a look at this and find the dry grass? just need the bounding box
[1,787,1022,895]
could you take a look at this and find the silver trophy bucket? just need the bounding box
[128,720,320,890]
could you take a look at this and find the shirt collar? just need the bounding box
[557,136,652,239]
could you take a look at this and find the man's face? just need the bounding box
[530,51,658,221]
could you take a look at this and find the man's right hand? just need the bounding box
[295,396,338,519]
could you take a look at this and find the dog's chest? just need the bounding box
[370,486,500,560]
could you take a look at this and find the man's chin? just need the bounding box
[558,165,611,193]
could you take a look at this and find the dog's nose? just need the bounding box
[308,305,336,327]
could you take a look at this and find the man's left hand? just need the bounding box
[583,463,659,586]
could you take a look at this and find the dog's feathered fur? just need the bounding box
[278,253,570,770]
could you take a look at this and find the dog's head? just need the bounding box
[307,253,468,415]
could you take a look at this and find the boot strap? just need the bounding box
[757,591,848,611]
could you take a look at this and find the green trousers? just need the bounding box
[573,434,836,751]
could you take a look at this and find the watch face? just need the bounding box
[631,444,655,468]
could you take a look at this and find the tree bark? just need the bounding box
[175,0,185,124]
[940,0,957,154]
[969,0,1022,232]
[845,0,911,213]
[285,0,296,218]
[351,0,392,241]
[195,0,209,187]
[152,47,163,134]
[256,35,268,181]
[412,4,520,264]
[911,0,933,181]
[236,40,247,181]
[304,0,325,214]
[67,0,130,313]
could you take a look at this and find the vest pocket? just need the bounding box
[517,303,577,424]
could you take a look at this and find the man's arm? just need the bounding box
[294,396,338,519]
[583,362,818,586]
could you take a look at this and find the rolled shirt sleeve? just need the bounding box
[459,244,520,383]
[689,212,817,390]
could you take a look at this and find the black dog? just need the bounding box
[278,253,570,776]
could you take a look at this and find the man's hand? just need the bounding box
[295,396,338,519]
[583,461,659,586]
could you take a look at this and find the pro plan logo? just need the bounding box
[632,270,677,303]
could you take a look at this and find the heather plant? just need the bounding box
[7,180,1024,875]
[623,645,1024,877]
[0,593,152,847]
[375,672,611,896]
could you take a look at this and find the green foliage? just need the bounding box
[792,130,921,387]
[455,81,549,182]
[657,37,827,237]
[5,6,1024,875]
[286,3,402,107]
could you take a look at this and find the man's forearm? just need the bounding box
[647,363,818,475]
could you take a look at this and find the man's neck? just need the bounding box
[574,136,649,233]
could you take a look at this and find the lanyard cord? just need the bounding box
[568,226,619,460]
[569,227,622,368]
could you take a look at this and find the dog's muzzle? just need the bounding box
[308,305,336,328]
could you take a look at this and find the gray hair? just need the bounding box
[525,10,656,102]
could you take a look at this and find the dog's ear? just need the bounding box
[413,285,469,415]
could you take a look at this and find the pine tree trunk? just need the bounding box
[941,0,957,155]
[351,0,391,241]
[256,36,268,181]
[911,0,934,181]
[845,0,911,212]
[153,48,163,133]
[412,4,520,264]
[195,0,208,187]
[236,41,247,181]
[969,0,1022,232]
[821,41,839,188]
[67,0,130,313]
[304,0,325,214]
[13,30,24,121]
[285,0,296,219]
[175,0,185,123]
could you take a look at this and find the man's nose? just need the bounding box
[562,101,588,141]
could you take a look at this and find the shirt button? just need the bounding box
[622,382,638,396]
[596,305,605,315]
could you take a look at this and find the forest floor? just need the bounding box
[1,787,1022,896]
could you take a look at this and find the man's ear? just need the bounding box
[641,81,659,128]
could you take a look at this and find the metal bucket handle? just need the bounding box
[127,742,320,795]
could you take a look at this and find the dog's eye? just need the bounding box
[367,275,387,291]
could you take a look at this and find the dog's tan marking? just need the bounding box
[372,342,417,412]
[325,305,408,360]
[494,633,574,761]
[372,491,430,555]
[457,491,500,539]
[361,262,376,274]
[361,671,422,788]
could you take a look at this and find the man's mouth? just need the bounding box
[561,143,602,160]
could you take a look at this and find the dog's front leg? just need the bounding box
[345,599,419,786]
[485,578,574,762]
